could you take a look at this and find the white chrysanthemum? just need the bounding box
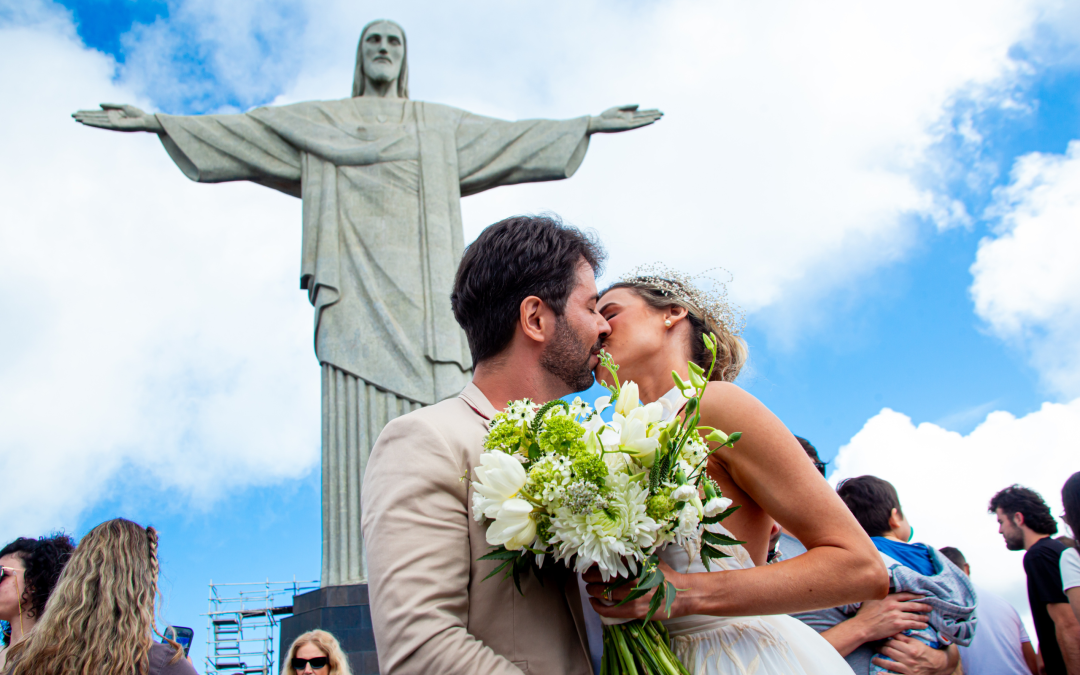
[525,455,573,507]
[549,473,659,581]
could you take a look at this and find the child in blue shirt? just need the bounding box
[837,476,978,674]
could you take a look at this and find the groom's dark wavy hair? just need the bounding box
[452,214,605,365]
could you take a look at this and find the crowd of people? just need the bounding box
[1,216,1078,675]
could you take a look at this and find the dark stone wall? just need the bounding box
[279,584,379,675]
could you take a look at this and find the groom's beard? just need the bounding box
[540,316,600,393]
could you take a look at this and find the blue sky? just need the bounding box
[3,0,1080,665]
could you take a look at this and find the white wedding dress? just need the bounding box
[651,386,855,675]
[657,530,855,675]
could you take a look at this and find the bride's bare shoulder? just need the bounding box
[697,381,775,425]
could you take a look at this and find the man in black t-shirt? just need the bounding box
[990,485,1080,674]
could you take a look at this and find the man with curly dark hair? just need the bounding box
[0,534,76,671]
[990,485,1080,674]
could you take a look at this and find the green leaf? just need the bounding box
[482,558,514,581]
[644,583,666,622]
[478,547,518,561]
[663,580,678,618]
[700,543,732,564]
[703,530,746,547]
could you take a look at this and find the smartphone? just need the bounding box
[163,625,194,658]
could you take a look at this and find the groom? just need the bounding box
[361,214,609,674]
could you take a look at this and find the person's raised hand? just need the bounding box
[872,635,955,675]
[583,560,691,621]
[72,104,163,132]
[852,592,932,643]
[587,105,663,134]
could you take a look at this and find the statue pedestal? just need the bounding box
[279,584,379,674]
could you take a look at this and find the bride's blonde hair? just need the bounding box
[5,518,181,675]
[604,270,747,383]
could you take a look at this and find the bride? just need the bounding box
[585,267,888,675]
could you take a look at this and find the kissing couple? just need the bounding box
[361,215,889,674]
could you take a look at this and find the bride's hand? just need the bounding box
[583,561,695,620]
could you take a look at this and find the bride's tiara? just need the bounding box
[618,263,745,337]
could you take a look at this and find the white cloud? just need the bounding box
[116,0,1048,313]
[971,141,1080,397]
[1,0,1076,540]
[0,4,319,542]
[832,402,1080,645]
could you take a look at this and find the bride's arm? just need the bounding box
[588,382,888,619]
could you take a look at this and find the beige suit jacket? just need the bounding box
[362,382,593,674]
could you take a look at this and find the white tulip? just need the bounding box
[486,498,537,550]
[614,381,640,415]
[619,416,660,467]
[703,496,733,517]
[472,451,528,521]
[594,395,612,415]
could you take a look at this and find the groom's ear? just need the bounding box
[519,295,552,345]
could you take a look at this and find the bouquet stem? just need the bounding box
[601,621,689,675]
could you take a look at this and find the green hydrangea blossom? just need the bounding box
[535,514,553,547]
[569,447,607,485]
[484,416,527,455]
[537,415,586,456]
[526,455,572,506]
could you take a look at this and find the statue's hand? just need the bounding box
[587,104,663,134]
[72,103,163,133]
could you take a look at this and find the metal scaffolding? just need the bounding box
[204,578,318,675]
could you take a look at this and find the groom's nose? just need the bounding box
[597,314,611,340]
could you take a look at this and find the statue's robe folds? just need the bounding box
[155,98,591,585]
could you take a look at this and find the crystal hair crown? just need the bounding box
[619,263,745,337]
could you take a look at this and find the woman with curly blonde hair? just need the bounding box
[4,518,196,675]
[283,630,352,675]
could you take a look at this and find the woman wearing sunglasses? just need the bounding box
[4,518,196,675]
[283,630,352,675]
[0,534,75,673]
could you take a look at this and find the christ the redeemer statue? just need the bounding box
[74,19,661,588]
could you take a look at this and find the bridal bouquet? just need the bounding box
[471,334,743,675]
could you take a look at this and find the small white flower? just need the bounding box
[703,497,733,518]
[486,498,537,550]
[568,396,593,419]
[671,484,698,502]
[472,451,528,521]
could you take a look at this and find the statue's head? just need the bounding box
[352,19,408,99]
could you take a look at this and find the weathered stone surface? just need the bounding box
[73,18,661,587]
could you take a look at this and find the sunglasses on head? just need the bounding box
[292,656,329,671]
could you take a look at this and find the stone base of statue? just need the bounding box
[279,584,378,675]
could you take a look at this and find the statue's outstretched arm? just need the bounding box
[72,104,164,133]
[587,104,663,134]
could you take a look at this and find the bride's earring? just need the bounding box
[664,319,672,327]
